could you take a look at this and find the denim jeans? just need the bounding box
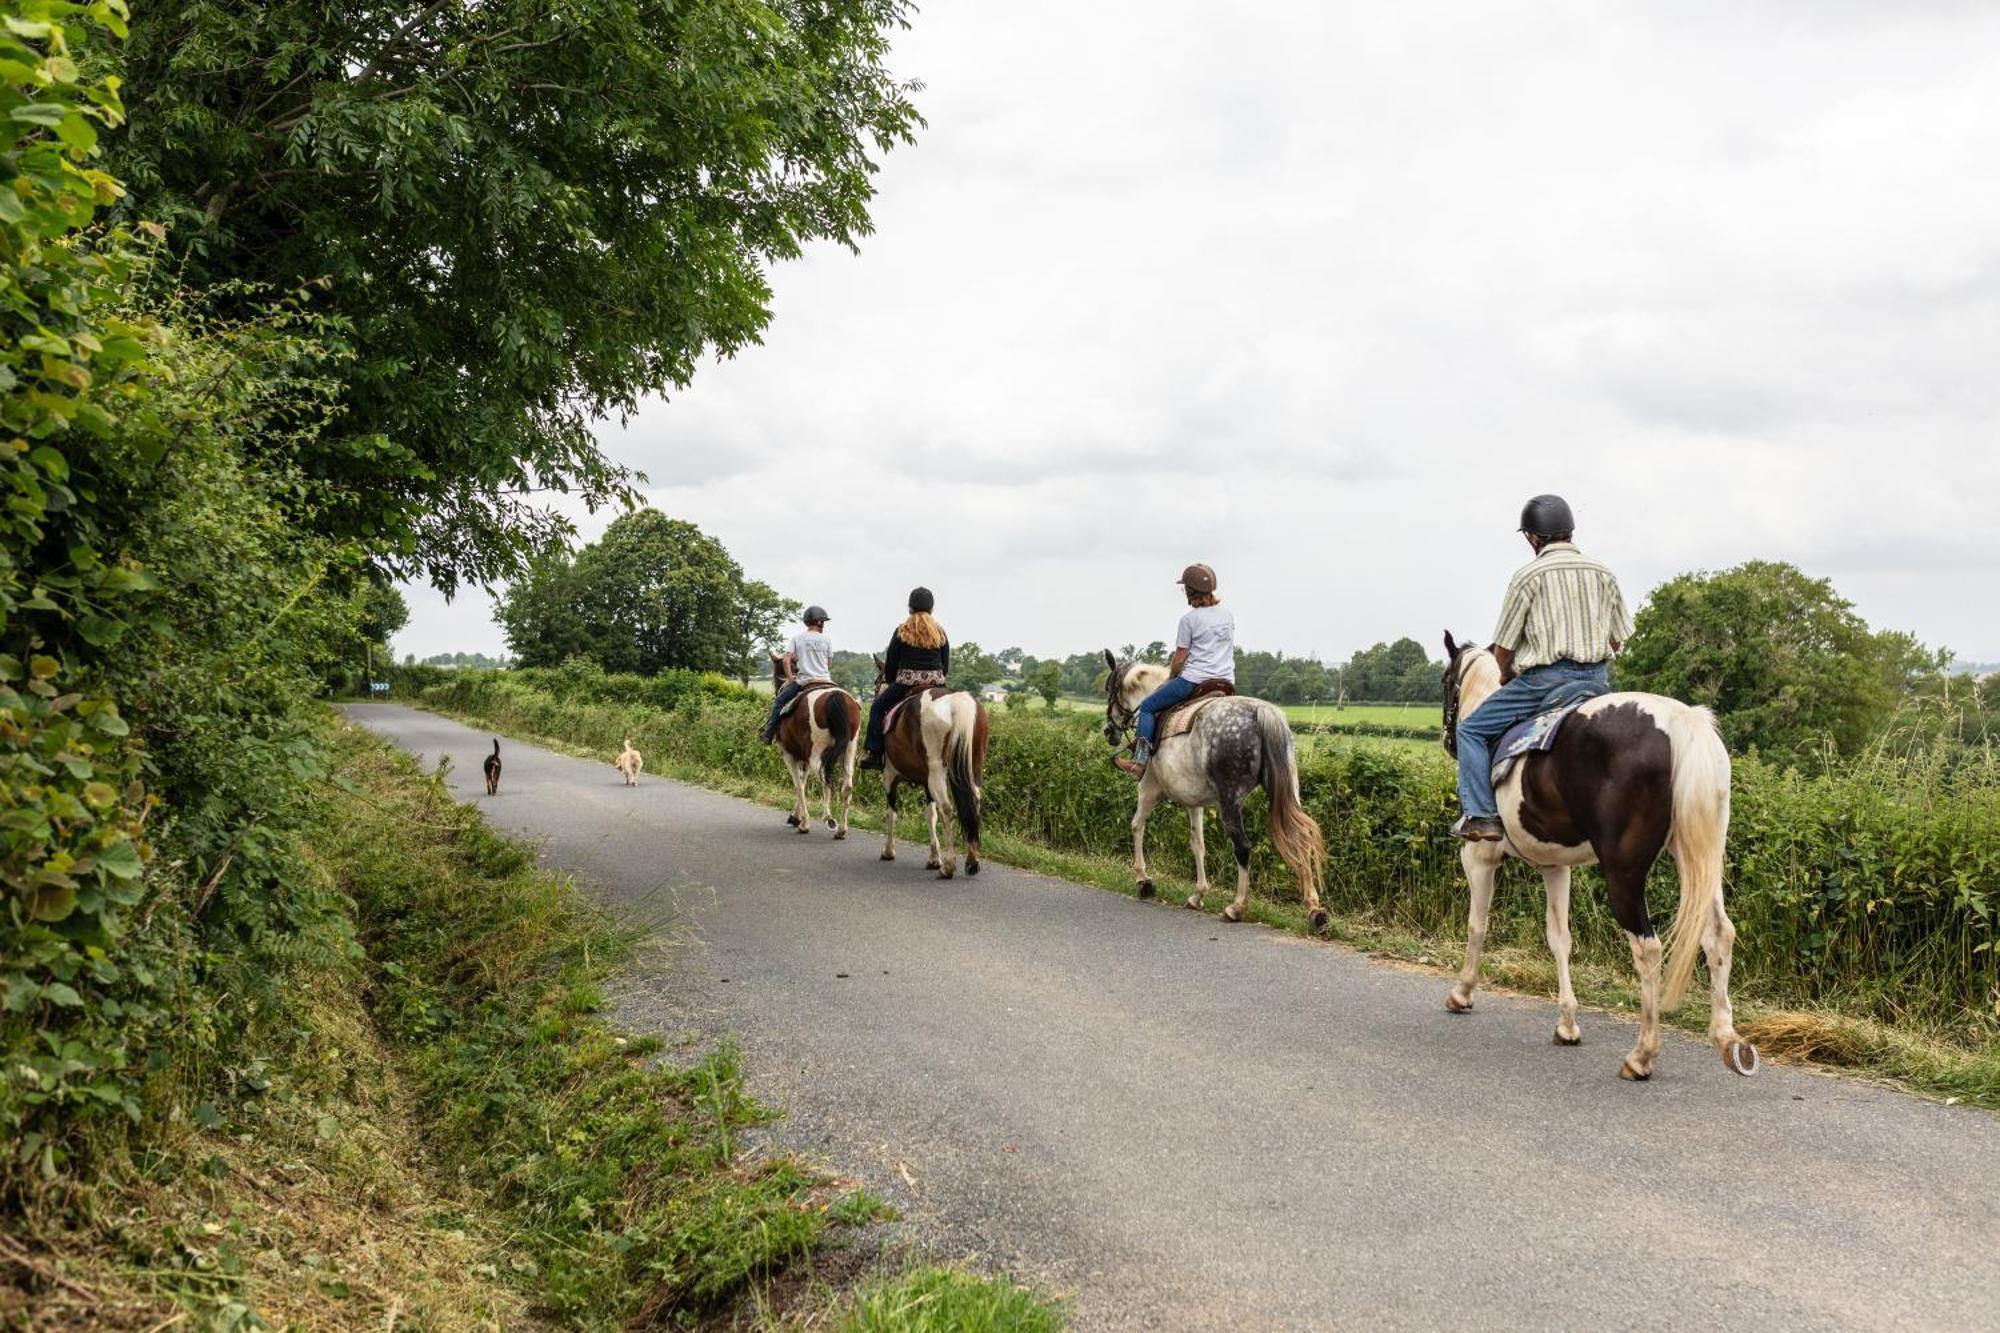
[1455,660,1610,819]
[764,680,801,736]
[1136,676,1200,745]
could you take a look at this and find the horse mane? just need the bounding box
[1457,647,1503,711]
[1118,661,1169,705]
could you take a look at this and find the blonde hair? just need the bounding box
[897,611,946,649]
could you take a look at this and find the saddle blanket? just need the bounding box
[777,681,839,718]
[1159,694,1226,743]
[1489,679,1611,784]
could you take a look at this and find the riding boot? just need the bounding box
[1114,739,1152,779]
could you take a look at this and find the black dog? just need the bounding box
[482,738,502,795]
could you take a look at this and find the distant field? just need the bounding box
[1050,693,1443,733]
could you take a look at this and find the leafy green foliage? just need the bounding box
[1028,660,1062,709]
[945,639,1003,693]
[112,0,922,589]
[1620,561,1946,759]
[498,508,798,676]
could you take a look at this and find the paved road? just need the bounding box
[348,705,1999,1331]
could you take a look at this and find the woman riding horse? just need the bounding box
[1114,562,1234,779]
[859,587,950,771]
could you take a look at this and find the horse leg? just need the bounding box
[879,778,899,861]
[788,754,811,833]
[1130,779,1160,899]
[1446,840,1503,1012]
[1216,792,1253,923]
[1184,804,1210,909]
[1604,861,1663,1080]
[1543,865,1581,1045]
[1700,882,1755,1074]
[922,753,958,878]
[835,736,855,840]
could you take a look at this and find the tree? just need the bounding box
[497,509,786,675]
[731,579,801,684]
[947,640,1004,693]
[996,646,1025,672]
[1619,561,1940,758]
[1029,660,1063,709]
[112,2,922,591]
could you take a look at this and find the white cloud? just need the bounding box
[399,1,2000,668]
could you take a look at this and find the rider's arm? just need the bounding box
[884,634,905,678]
[1168,646,1190,678]
[1493,644,1518,682]
[781,651,797,682]
[938,637,950,677]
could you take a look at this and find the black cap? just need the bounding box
[907,586,934,614]
[1518,494,1575,538]
[803,605,829,623]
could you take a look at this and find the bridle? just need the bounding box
[1441,646,1477,759]
[1104,660,1136,746]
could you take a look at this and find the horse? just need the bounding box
[1440,632,1757,1081]
[870,655,988,878]
[768,655,861,838]
[1101,652,1328,931]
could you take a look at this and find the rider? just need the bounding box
[760,606,834,744]
[858,587,951,770]
[1453,495,1632,841]
[1114,563,1234,778]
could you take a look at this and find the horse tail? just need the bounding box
[1257,705,1326,905]
[1661,703,1731,1011]
[821,691,855,785]
[945,693,984,853]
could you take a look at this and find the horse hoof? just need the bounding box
[939,866,955,881]
[1309,909,1329,935]
[1136,878,1156,900]
[1619,1058,1652,1082]
[1553,1028,1582,1047]
[1444,991,1472,1014]
[925,860,941,871]
[1221,903,1243,923]
[796,825,810,835]
[1723,1041,1760,1077]
[966,859,980,877]
[785,815,798,827]
[834,830,847,841]
[880,851,895,862]
[825,818,837,831]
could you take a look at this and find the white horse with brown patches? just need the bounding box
[1102,652,1328,930]
[769,655,861,838]
[1441,632,1757,1081]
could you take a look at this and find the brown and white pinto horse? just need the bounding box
[769,656,861,838]
[1441,632,1757,1081]
[871,656,988,879]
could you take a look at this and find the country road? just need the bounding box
[346,704,1999,1331]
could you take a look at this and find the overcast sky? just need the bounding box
[401,1,2000,668]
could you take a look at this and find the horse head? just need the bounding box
[1101,649,1131,746]
[1440,631,1501,757]
[769,652,786,688]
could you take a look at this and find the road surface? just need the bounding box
[347,704,1999,1331]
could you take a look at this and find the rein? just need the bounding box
[1104,661,1138,746]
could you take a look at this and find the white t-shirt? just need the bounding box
[790,630,832,682]
[1175,605,1235,683]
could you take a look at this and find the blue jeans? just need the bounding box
[1136,676,1200,746]
[764,681,801,737]
[1455,660,1610,819]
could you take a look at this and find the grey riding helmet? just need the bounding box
[1518,494,1575,537]
[804,605,829,624]
[907,587,934,613]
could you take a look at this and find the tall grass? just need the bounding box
[414,670,2000,1053]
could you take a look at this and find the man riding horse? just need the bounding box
[1114,563,1235,778]
[761,605,835,744]
[1452,494,1633,842]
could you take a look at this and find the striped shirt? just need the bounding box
[1493,543,1633,670]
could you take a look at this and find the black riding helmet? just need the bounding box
[907,586,934,613]
[803,604,829,623]
[1518,494,1575,538]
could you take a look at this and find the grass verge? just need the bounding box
[410,698,2000,1113]
[1,722,1064,1329]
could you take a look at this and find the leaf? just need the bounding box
[8,102,65,128]
[76,614,125,646]
[95,838,142,879]
[43,982,83,1007]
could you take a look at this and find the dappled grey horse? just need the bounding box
[1102,652,1328,930]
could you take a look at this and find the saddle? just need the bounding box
[882,686,950,736]
[1489,678,1612,784]
[776,680,840,719]
[1156,679,1235,743]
